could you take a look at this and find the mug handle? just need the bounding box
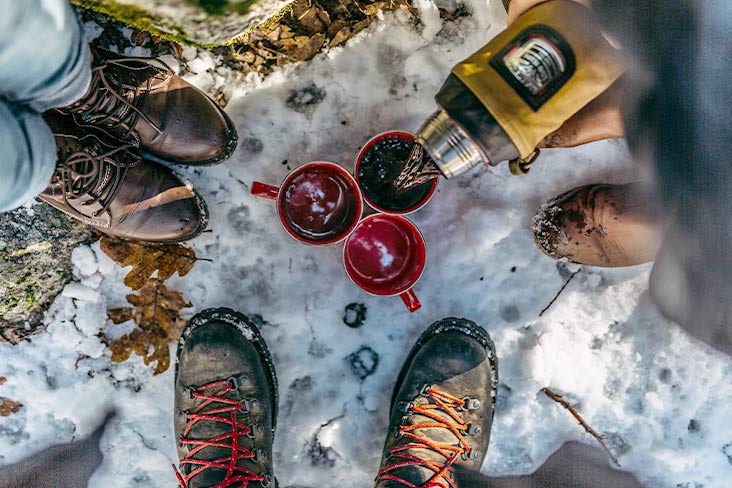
[251,182,279,200]
[400,289,422,312]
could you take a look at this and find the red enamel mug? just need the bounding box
[355,131,439,215]
[251,162,364,245]
[343,213,426,312]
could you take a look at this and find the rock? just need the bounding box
[0,202,95,344]
[71,0,294,47]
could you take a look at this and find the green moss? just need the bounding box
[71,0,193,46]
[197,0,228,15]
[71,0,293,47]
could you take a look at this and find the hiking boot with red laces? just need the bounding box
[533,183,663,267]
[375,318,498,488]
[174,308,278,488]
[39,114,208,243]
[56,47,237,166]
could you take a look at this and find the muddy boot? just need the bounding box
[56,47,237,166]
[39,115,207,243]
[533,183,663,267]
[374,318,498,488]
[174,308,278,488]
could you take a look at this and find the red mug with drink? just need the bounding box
[251,162,363,245]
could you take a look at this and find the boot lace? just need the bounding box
[175,379,268,488]
[66,53,168,140]
[377,386,476,488]
[52,142,136,220]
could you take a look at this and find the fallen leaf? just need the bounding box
[0,377,6,386]
[280,25,295,39]
[100,236,197,291]
[0,399,22,416]
[329,26,351,47]
[317,7,332,27]
[362,2,386,16]
[108,280,191,375]
[131,30,150,46]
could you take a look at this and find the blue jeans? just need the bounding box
[0,0,91,211]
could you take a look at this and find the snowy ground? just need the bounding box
[2,1,732,487]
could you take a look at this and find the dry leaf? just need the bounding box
[330,27,351,47]
[362,2,385,16]
[100,236,196,291]
[266,26,282,42]
[0,376,6,386]
[108,280,191,375]
[351,19,372,36]
[131,30,150,46]
[317,8,332,27]
[0,399,22,416]
[280,25,295,39]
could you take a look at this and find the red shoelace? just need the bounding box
[174,379,264,488]
[376,387,473,488]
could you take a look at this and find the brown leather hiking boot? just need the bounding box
[39,115,208,243]
[56,47,237,166]
[174,308,278,488]
[375,318,498,488]
[533,183,663,267]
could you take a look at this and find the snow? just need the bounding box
[2,1,732,487]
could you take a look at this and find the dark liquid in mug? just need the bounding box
[358,134,436,212]
[280,165,360,243]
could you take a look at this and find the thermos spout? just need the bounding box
[414,109,489,180]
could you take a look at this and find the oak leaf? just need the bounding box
[100,236,197,290]
[107,280,191,375]
[0,399,22,417]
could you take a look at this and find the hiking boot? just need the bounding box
[56,47,237,166]
[174,308,278,488]
[533,183,663,267]
[374,318,498,488]
[39,114,208,243]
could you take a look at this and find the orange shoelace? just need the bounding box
[174,379,264,488]
[377,387,473,488]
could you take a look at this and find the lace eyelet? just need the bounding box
[460,449,479,461]
[465,424,482,436]
[397,401,413,413]
[462,398,481,411]
[228,374,250,390]
[246,424,262,439]
[253,449,267,463]
[261,474,273,487]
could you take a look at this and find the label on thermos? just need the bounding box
[490,27,576,111]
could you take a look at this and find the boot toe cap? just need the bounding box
[152,83,237,165]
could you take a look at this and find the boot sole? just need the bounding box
[140,99,239,167]
[175,307,279,435]
[390,317,499,414]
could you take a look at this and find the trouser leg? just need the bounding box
[0,0,91,112]
[0,101,56,212]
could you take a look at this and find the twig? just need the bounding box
[539,268,581,316]
[541,387,621,467]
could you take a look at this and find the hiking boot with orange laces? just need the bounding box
[39,114,208,243]
[375,318,498,488]
[174,308,278,488]
[56,47,237,166]
[533,183,663,267]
